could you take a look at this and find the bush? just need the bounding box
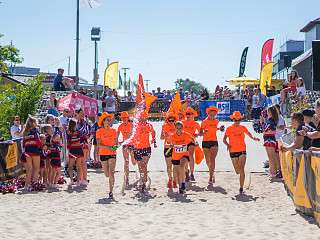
[0,74,44,139]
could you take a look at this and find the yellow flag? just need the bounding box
[260,62,273,95]
[104,62,119,89]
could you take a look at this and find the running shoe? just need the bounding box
[239,187,244,194]
[108,192,113,199]
[172,181,177,188]
[190,174,195,182]
[179,188,184,194]
[276,170,283,179]
[181,182,186,191]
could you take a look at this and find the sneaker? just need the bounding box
[172,181,177,188]
[81,180,88,186]
[239,187,244,194]
[276,170,283,179]
[179,188,184,194]
[185,171,190,182]
[108,192,114,199]
[181,182,186,191]
[190,174,195,182]
[263,161,269,168]
[141,184,146,193]
[167,179,173,189]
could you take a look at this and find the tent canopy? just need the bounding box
[227,77,284,90]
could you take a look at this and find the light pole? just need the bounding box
[121,67,130,96]
[144,79,151,92]
[75,0,80,87]
[91,27,101,99]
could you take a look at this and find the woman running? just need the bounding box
[66,119,85,186]
[223,111,259,194]
[169,121,194,194]
[96,112,118,199]
[182,107,200,182]
[133,111,156,192]
[22,116,42,191]
[160,112,177,188]
[200,106,224,184]
[117,111,136,187]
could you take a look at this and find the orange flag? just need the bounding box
[144,92,157,112]
[168,91,182,114]
[136,73,145,105]
[195,145,204,165]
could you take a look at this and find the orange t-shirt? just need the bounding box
[133,122,155,149]
[96,127,117,155]
[183,120,200,136]
[200,118,219,141]
[225,125,249,153]
[118,122,133,142]
[170,131,193,160]
[161,123,176,145]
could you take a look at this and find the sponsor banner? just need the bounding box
[199,100,246,120]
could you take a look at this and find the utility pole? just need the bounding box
[91,27,101,99]
[75,0,80,87]
[67,56,71,75]
[121,67,130,97]
[144,79,151,92]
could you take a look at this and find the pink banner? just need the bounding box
[261,39,274,69]
[58,92,98,117]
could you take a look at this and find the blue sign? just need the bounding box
[199,100,246,120]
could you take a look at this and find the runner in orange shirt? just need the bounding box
[199,106,224,184]
[169,121,194,194]
[117,111,136,187]
[96,112,118,199]
[160,112,177,188]
[133,111,156,192]
[223,111,259,194]
[182,107,200,182]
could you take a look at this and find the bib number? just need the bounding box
[174,144,187,153]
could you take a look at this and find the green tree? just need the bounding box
[0,75,44,139]
[175,78,206,95]
[0,34,23,73]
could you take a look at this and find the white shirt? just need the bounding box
[275,114,286,140]
[297,86,306,96]
[10,125,22,140]
[105,95,116,113]
[59,115,69,127]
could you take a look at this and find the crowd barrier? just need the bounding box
[0,140,24,182]
[198,100,246,120]
[280,150,320,226]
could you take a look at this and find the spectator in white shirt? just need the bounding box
[296,77,306,97]
[105,91,116,113]
[59,109,70,129]
[10,116,23,140]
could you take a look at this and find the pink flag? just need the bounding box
[261,39,274,69]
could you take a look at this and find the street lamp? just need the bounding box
[121,67,130,97]
[91,27,101,98]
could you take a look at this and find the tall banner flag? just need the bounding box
[261,39,274,69]
[104,62,119,89]
[136,73,145,105]
[260,62,273,95]
[118,71,123,89]
[239,47,249,77]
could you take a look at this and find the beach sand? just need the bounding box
[1,170,319,240]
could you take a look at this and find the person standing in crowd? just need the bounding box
[105,91,116,114]
[48,133,62,188]
[179,87,185,100]
[164,90,172,101]
[53,68,66,91]
[96,112,118,199]
[200,106,224,184]
[59,109,70,129]
[10,116,23,140]
[22,116,42,191]
[47,93,59,117]
[155,87,165,99]
[160,112,177,189]
[200,88,210,100]
[251,88,262,125]
[296,77,306,107]
[126,91,135,102]
[75,108,91,185]
[223,111,260,194]
[133,112,156,192]
[281,113,304,152]
[117,111,135,187]
[258,88,267,109]
[90,112,102,164]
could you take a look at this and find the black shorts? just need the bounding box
[164,148,173,158]
[100,155,116,162]
[134,147,151,161]
[187,142,195,149]
[230,151,247,158]
[51,159,61,168]
[24,146,41,156]
[172,156,189,165]
[69,147,84,158]
[202,141,218,149]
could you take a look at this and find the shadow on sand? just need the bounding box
[167,190,194,203]
[232,193,259,202]
[206,184,228,195]
[96,197,119,205]
[131,191,157,203]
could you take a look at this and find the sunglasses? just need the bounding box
[168,119,175,122]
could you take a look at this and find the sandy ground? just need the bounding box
[1,171,319,240]
[1,122,319,239]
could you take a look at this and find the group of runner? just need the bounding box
[21,105,260,199]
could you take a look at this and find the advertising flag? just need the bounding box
[239,47,249,77]
[260,62,273,95]
[104,62,119,89]
[261,39,274,69]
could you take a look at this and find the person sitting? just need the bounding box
[53,68,66,91]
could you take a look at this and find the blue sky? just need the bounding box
[1,0,319,91]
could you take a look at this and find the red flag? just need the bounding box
[261,39,274,69]
[136,73,145,105]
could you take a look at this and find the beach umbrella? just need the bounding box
[227,76,259,86]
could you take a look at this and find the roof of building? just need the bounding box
[0,73,28,85]
[300,17,320,32]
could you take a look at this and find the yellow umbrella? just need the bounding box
[227,77,259,86]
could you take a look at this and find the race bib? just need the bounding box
[174,144,187,153]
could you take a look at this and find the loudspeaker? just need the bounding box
[283,55,292,68]
[312,40,320,90]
